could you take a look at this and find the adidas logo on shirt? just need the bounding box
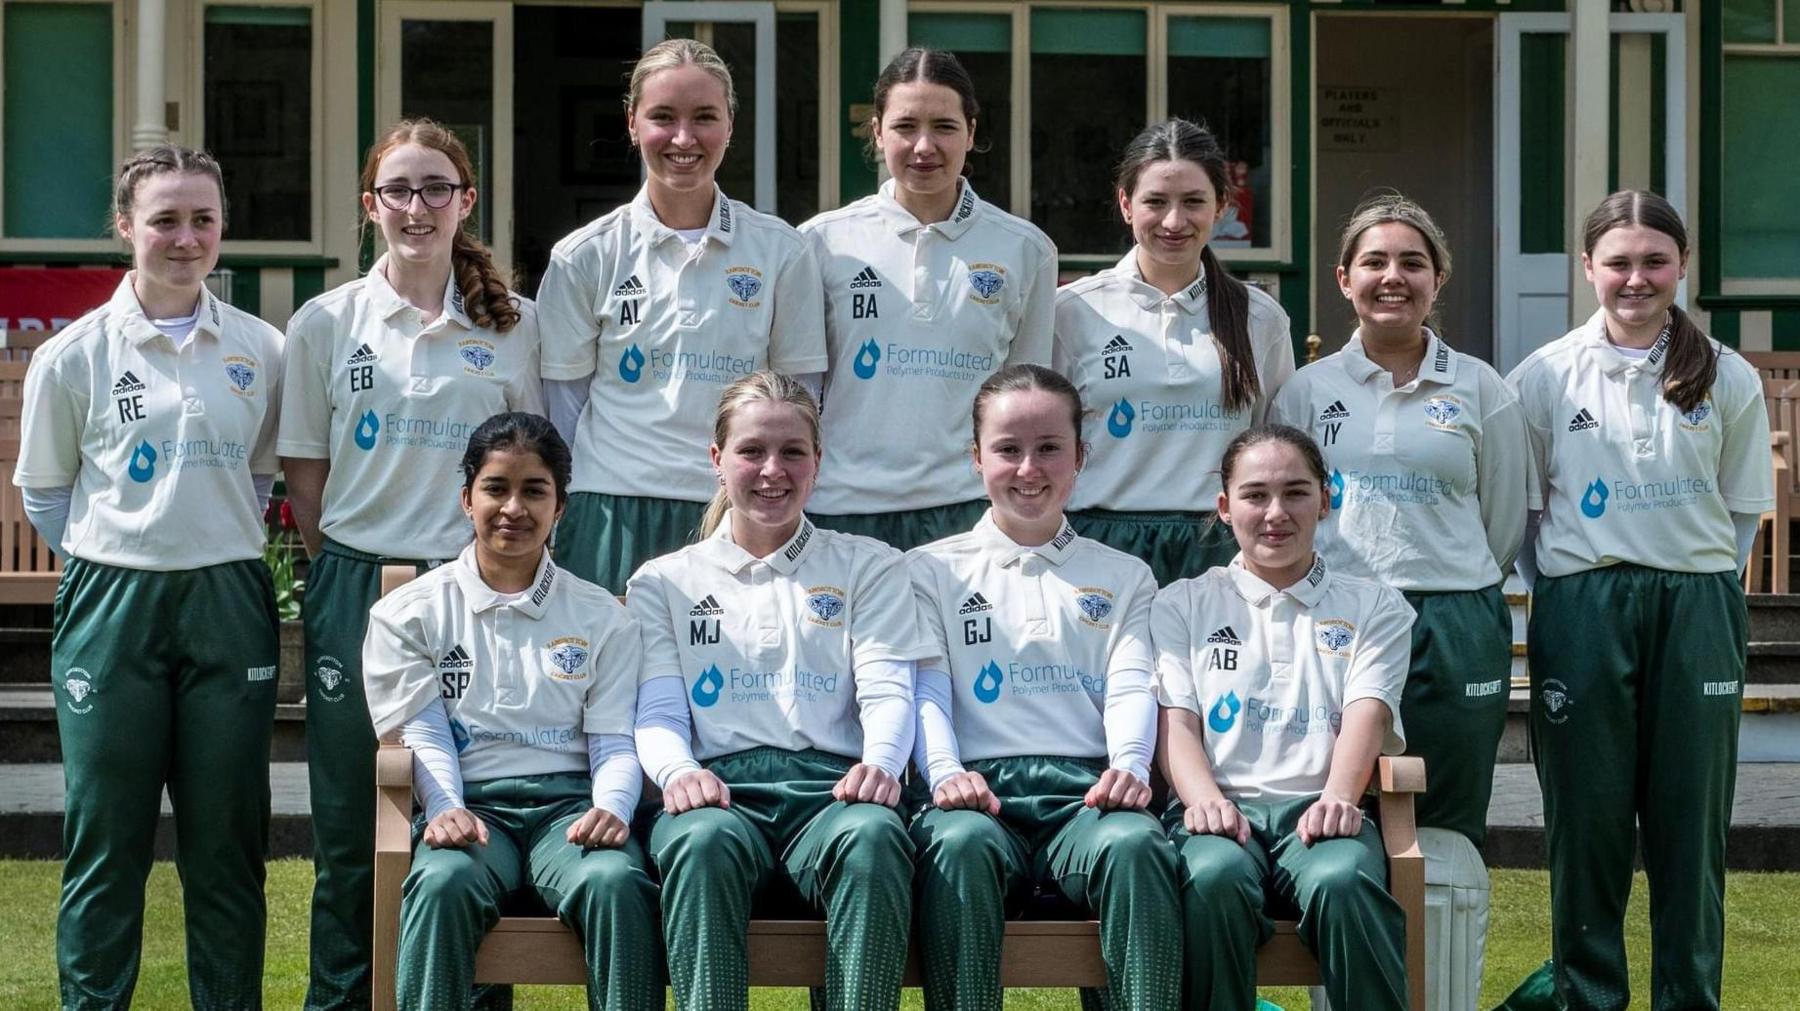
[1205,625,1243,645]
[346,343,378,366]
[1568,408,1599,432]
[112,371,146,395]
[1101,335,1134,355]
[438,645,473,671]
[849,266,882,290]
[689,595,725,616]
[958,592,993,615]
[1319,400,1350,422]
[613,274,647,298]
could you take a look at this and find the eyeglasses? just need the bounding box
[372,182,464,211]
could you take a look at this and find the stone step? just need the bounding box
[0,687,309,762]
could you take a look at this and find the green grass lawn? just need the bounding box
[1,860,1795,1008]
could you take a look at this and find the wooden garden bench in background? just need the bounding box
[368,576,1428,1011]
[0,330,62,605]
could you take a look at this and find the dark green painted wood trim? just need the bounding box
[1699,0,1722,296]
[1650,33,1666,197]
[1709,309,1739,347]
[358,0,376,273]
[0,252,339,268]
[838,0,879,202]
[292,266,327,312]
[1774,311,1800,350]
[1285,1,1311,347]
[1698,294,1800,311]
[1607,34,1619,192]
[1314,0,1563,9]
[229,267,261,315]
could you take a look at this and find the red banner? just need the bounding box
[0,267,127,333]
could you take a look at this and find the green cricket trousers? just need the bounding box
[1168,794,1408,1011]
[647,747,914,1011]
[1401,585,1512,845]
[52,557,279,1010]
[909,756,1183,1011]
[554,492,705,593]
[303,540,438,1010]
[398,773,661,1011]
[1529,565,1744,1011]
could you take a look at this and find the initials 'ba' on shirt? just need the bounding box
[626,516,933,762]
[1153,554,1411,802]
[1507,310,1774,577]
[15,276,283,570]
[1269,329,1528,590]
[278,258,545,559]
[800,181,1056,514]
[538,185,829,503]
[1054,252,1294,511]
[363,546,640,783]
[908,512,1157,763]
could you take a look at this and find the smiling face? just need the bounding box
[363,142,473,268]
[711,399,819,545]
[1583,223,1686,339]
[1217,439,1328,587]
[973,387,1084,545]
[874,80,976,208]
[1120,158,1224,278]
[629,63,732,200]
[117,171,223,300]
[462,447,562,564]
[1337,221,1444,338]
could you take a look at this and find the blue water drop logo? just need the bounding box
[852,339,881,380]
[449,718,471,753]
[1207,690,1242,734]
[354,409,380,451]
[691,664,724,708]
[1106,398,1136,438]
[972,660,1004,704]
[1328,469,1345,510]
[127,440,157,483]
[618,344,645,384]
[1580,477,1609,519]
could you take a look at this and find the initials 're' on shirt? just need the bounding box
[800,181,1056,514]
[15,276,282,570]
[362,547,640,782]
[1153,554,1411,802]
[626,516,933,762]
[537,185,829,503]
[908,512,1157,762]
[1054,252,1293,511]
[1507,310,1774,577]
[1269,329,1528,590]
[278,259,544,559]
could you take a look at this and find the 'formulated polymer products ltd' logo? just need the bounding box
[1579,474,1713,519]
[970,656,1103,704]
[690,663,841,707]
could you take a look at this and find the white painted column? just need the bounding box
[131,0,169,151]
[1567,0,1609,324]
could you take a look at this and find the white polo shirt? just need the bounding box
[278,259,544,559]
[15,275,282,570]
[363,546,640,783]
[800,181,1057,514]
[908,512,1156,763]
[537,186,829,503]
[1153,554,1411,803]
[626,516,933,762]
[1268,330,1528,590]
[1507,310,1774,577]
[1054,251,1294,511]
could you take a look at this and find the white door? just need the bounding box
[642,2,778,214]
[1493,12,1686,373]
[377,2,514,274]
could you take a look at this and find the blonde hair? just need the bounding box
[627,38,737,117]
[700,371,822,539]
[1337,191,1454,284]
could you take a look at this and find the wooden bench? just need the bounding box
[0,331,62,604]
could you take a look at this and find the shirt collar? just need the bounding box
[1224,552,1331,608]
[875,178,982,240]
[1576,308,1673,377]
[970,509,1080,568]
[693,513,818,575]
[364,255,473,330]
[630,183,736,249]
[1112,250,1209,314]
[452,544,559,619]
[1340,327,1457,387]
[110,273,226,347]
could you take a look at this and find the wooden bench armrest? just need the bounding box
[1375,755,1426,1011]
[370,561,418,1011]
